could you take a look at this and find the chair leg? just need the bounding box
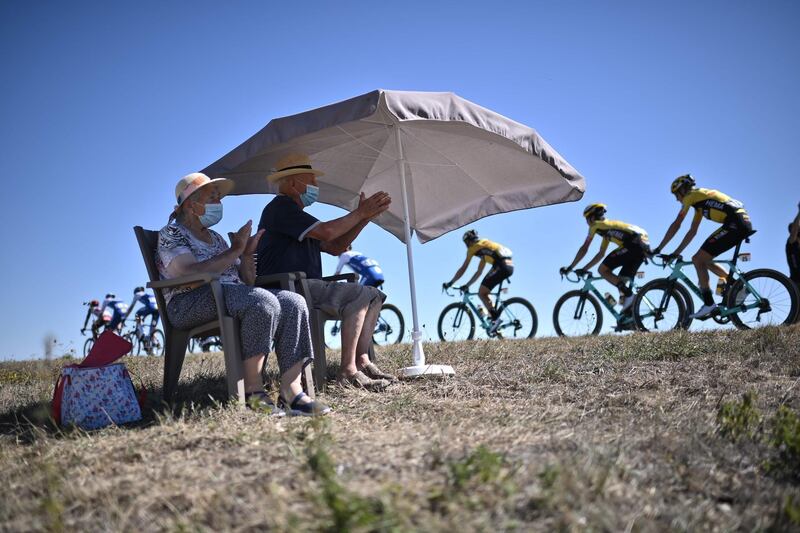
[164,330,189,404]
[310,310,328,393]
[220,317,245,406]
[301,357,315,399]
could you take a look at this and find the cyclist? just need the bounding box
[560,203,650,314]
[81,299,110,337]
[334,246,385,288]
[651,174,754,320]
[122,286,160,340]
[443,229,513,328]
[98,293,129,333]
[788,202,800,289]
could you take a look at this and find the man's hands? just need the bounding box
[356,191,391,220]
[229,220,256,256]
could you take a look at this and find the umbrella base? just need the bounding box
[399,364,455,378]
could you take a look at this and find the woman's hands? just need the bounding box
[229,220,264,257]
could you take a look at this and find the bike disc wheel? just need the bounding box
[496,297,537,338]
[726,269,799,329]
[149,329,165,356]
[553,291,603,336]
[324,321,342,350]
[632,279,688,332]
[373,303,405,345]
[438,303,475,341]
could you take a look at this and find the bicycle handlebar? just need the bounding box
[561,269,591,283]
[650,254,684,268]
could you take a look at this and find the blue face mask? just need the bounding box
[199,203,223,227]
[300,184,319,207]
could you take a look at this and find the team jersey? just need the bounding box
[335,251,384,282]
[133,292,158,310]
[99,297,128,316]
[588,219,649,248]
[680,188,747,224]
[466,238,512,265]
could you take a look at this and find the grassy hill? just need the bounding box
[2,326,800,531]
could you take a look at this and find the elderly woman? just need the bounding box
[156,172,329,416]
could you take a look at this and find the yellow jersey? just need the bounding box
[680,188,746,224]
[588,219,649,248]
[466,238,512,265]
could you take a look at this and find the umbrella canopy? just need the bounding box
[203,89,585,243]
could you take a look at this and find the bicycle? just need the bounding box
[438,280,537,341]
[633,234,799,330]
[122,315,165,356]
[188,336,222,353]
[325,303,405,349]
[80,302,112,356]
[553,269,681,335]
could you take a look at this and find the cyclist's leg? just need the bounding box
[786,239,800,287]
[697,219,750,302]
[480,262,513,318]
[599,248,632,299]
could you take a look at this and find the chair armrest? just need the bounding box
[321,273,358,283]
[255,272,304,290]
[147,273,220,289]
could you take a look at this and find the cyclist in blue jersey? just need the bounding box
[334,246,385,288]
[122,286,160,330]
[98,293,128,333]
[81,299,111,336]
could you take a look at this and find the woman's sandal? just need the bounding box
[278,392,331,417]
[337,370,390,392]
[245,390,286,417]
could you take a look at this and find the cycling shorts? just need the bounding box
[700,213,753,257]
[136,306,160,323]
[481,260,513,290]
[602,243,648,279]
[107,308,125,330]
[786,240,800,284]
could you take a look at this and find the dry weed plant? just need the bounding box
[1,325,800,531]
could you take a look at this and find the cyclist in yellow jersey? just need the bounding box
[652,174,754,319]
[443,229,514,323]
[560,203,650,313]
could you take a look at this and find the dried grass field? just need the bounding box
[2,326,800,532]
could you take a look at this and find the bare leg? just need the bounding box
[693,250,713,290]
[478,286,495,315]
[339,306,367,377]
[356,299,382,368]
[280,359,309,404]
[709,262,728,279]
[243,354,266,393]
[598,264,624,298]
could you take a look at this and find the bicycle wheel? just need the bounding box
[726,269,799,329]
[149,329,165,356]
[438,303,475,341]
[632,279,688,332]
[83,337,95,357]
[553,290,603,336]
[324,321,343,350]
[496,297,537,338]
[373,303,404,345]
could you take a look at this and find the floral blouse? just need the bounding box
[156,222,242,304]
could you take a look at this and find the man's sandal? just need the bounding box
[337,370,389,392]
[362,362,398,382]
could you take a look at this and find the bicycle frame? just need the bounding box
[658,240,763,317]
[565,273,645,324]
[450,280,514,332]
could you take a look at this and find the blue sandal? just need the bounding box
[279,392,331,417]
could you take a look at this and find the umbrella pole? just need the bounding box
[395,126,454,378]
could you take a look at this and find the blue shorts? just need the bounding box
[136,306,160,324]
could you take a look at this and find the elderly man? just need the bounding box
[256,154,396,391]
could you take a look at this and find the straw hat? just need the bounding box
[171,172,234,219]
[267,153,325,183]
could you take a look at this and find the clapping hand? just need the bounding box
[357,191,391,220]
[229,220,253,255]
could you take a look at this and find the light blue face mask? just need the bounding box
[300,184,319,207]
[199,203,223,227]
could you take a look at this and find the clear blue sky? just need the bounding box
[1,1,798,359]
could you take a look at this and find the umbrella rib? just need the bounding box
[335,125,389,157]
[401,127,493,196]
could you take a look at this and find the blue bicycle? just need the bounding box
[553,269,675,335]
[438,281,537,341]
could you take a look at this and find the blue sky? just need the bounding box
[1,1,798,359]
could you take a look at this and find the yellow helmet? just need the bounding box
[583,203,607,220]
[671,174,695,194]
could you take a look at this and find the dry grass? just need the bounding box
[2,326,800,531]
